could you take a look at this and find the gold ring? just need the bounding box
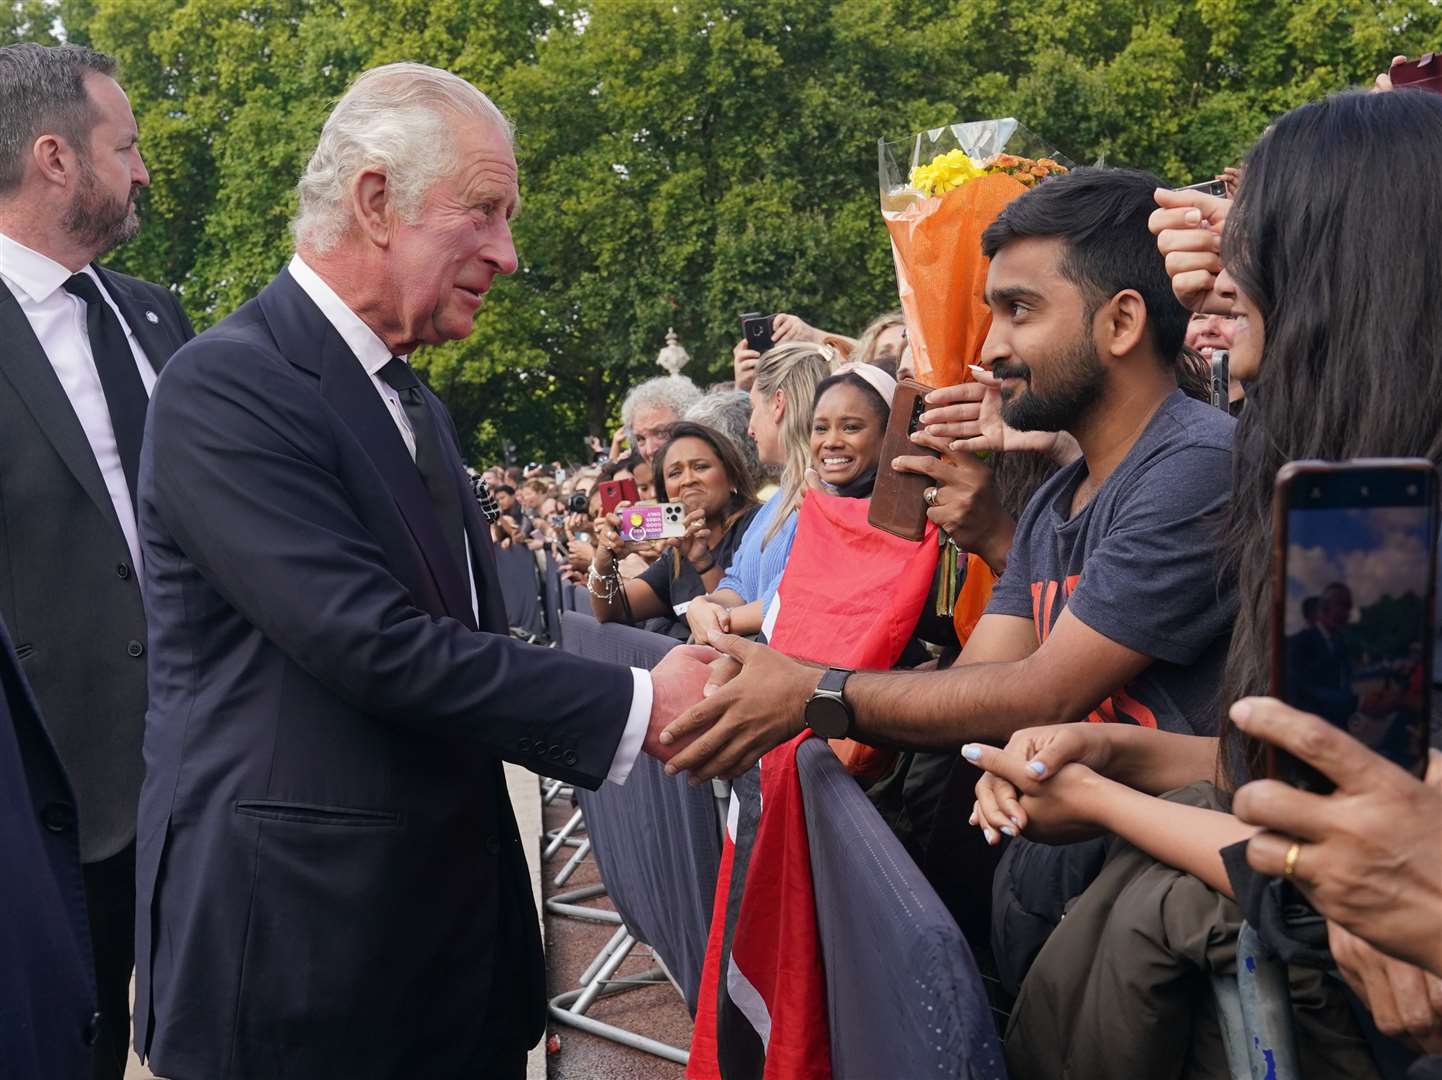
[1283,841,1302,880]
[924,486,940,507]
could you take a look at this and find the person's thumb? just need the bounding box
[804,467,826,492]
[707,629,757,662]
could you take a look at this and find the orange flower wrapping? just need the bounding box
[884,173,1027,388]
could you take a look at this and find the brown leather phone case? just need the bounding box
[867,378,938,540]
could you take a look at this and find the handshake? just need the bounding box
[640,633,826,781]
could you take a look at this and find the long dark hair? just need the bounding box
[1217,89,1442,782]
[654,421,759,522]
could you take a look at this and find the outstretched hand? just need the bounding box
[643,644,723,764]
[658,631,822,781]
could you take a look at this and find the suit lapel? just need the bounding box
[95,266,185,373]
[0,286,125,534]
[256,271,476,628]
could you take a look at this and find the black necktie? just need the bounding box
[378,358,470,586]
[62,272,149,503]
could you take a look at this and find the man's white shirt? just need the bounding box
[0,232,157,580]
[288,254,650,783]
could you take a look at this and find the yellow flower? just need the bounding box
[909,147,986,197]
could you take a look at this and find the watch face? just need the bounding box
[806,694,851,739]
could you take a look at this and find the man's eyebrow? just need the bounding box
[985,285,1045,306]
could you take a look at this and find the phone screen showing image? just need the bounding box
[1272,462,1438,789]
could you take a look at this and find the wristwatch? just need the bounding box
[804,667,855,739]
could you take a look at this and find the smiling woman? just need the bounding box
[809,366,892,497]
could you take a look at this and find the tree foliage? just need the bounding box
[14,0,1437,462]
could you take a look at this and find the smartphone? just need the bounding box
[1390,53,1442,95]
[1209,350,1230,411]
[1179,178,1228,198]
[867,378,938,541]
[598,477,640,515]
[1268,459,1438,790]
[618,502,687,543]
[739,311,776,355]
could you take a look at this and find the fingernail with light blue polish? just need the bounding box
[1027,760,1047,777]
[962,744,982,762]
[1000,826,1016,838]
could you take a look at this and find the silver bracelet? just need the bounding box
[588,561,621,602]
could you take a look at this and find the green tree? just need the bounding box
[13,0,1438,462]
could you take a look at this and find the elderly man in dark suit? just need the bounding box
[0,43,193,1079]
[132,62,713,1080]
[0,612,97,1080]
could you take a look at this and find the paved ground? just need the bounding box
[123,769,688,1079]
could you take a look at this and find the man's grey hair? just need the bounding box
[292,62,513,254]
[620,375,702,432]
[685,387,772,487]
[0,43,116,196]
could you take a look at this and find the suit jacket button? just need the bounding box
[116,562,131,580]
[484,833,501,855]
[41,801,76,833]
[83,1011,103,1046]
[126,639,144,658]
[563,750,578,766]
[518,737,532,752]
[547,745,562,762]
[531,741,548,758]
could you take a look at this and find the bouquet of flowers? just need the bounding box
[880,119,1072,387]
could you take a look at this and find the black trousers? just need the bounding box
[82,841,136,1080]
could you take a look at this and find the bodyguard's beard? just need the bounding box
[62,159,140,256]
[996,334,1106,432]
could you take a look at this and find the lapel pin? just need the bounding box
[145,310,160,324]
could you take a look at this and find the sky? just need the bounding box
[1285,505,1432,634]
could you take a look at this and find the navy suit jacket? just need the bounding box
[0,613,96,1080]
[133,269,634,1079]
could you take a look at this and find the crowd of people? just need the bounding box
[1,34,1439,1080]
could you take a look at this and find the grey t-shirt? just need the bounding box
[986,390,1237,735]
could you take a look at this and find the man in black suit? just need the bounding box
[133,62,713,1079]
[1286,581,1357,726]
[0,43,194,1080]
[0,611,98,1080]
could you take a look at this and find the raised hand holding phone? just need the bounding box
[1149,187,1232,315]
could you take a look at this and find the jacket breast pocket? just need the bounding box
[233,800,401,828]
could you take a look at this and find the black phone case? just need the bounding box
[740,312,775,355]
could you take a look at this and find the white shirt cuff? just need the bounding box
[605,668,652,785]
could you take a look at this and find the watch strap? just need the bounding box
[816,666,852,695]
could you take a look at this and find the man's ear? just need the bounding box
[31,133,77,189]
[351,168,393,248]
[1101,289,1148,358]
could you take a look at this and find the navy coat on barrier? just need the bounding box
[0,613,96,1080]
[132,268,635,1080]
